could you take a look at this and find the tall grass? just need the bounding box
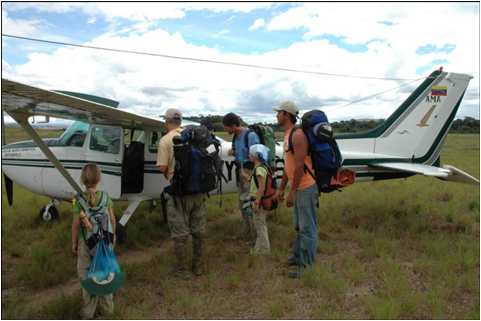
[1,131,479,319]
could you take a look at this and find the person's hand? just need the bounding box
[72,243,78,255]
[276,189,285,203]
[286,191,295,208]
[253,199,261,210]
[228,149,234,156]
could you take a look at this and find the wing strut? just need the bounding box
[9,112,84,195]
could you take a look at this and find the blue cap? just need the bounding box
[249,144,269,163]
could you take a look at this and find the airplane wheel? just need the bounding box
[39,205,59,222]
[116,224,127,244]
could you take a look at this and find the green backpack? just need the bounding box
[246,124,277,169]
[76,191,114,255]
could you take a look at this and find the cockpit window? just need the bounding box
[90,126,121,154]
[58,121,90,147]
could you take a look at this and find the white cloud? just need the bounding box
[1,10,42,37]
[3,2,273,22]
[249,18,266,31]
[2,3,479,123]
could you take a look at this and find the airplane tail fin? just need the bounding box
[373,70,472,164]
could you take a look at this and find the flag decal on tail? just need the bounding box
[431,85,447,96]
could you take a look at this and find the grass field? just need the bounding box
[1,128,479,319]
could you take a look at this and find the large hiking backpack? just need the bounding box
[171,125,224,196]
[76,191,114,255]
[288,110,346,193]
[252,164,278,211]
[232,125,276,168]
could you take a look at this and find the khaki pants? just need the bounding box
[237,170,255,240]
[77,240,114,319]
[165,193,207,238]
[252,207,271,255]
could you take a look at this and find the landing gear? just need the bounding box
[39,199,60,222]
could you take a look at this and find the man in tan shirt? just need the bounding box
[156,108,207,278]
[156,109,182,181]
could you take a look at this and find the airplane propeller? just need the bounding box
[4,175,13,206]
[2,110,14,206]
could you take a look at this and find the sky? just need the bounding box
[2,2,480,125]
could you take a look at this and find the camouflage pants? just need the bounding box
[237,169,255,241]
[165,193,207,238]
[77,240,114,319]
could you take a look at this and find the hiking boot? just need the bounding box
[192,235,204,276]
[287,265,304,279]
[173,237,191,280]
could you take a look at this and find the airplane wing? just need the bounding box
[370,162,479,184]
[2,78,164,129]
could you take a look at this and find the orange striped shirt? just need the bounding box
[283,127,316,191]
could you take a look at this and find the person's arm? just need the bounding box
[276,172,288,202]
[286,129,309,207]
[71,216,80,255]
[156,138,171,180]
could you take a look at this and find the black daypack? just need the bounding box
[288,110,343,193]
[171,125,224,196]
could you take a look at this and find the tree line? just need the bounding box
[184,115,480,134]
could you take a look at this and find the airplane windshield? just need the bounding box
[58,121,90,147]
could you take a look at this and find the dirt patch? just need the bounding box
[1,241,168,312]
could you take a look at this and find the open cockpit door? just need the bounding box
[121,128,145,194]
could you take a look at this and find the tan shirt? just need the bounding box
[156,127,182,181]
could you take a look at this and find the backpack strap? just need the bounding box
[287,126,300,153]
[244,129,254,150]
[253,164,271,197]
[287,126,316,181]
[75,193,90,215]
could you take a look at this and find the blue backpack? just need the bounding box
[171,125,224,196]
[288,110,342,193]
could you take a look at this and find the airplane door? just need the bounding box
[86,125,123,198]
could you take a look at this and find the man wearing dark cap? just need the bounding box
[222,112,260,243]
[157,108,207,278]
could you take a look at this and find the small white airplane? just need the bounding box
[2,69,479,239]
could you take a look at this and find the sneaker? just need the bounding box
[287,265,303,279]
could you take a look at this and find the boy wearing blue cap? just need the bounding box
[247,144,272,255]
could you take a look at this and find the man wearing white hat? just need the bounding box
[274,101,319,278]
[157,108,207,278]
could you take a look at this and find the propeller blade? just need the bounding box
[4,174,13,206]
